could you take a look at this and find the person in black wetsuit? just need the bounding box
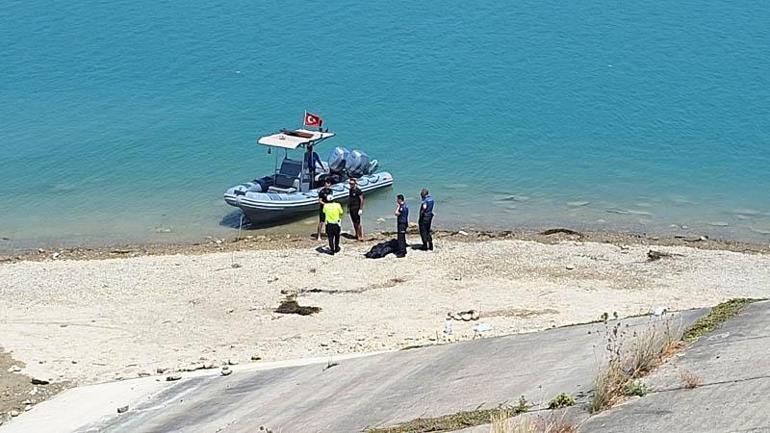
[394,194,409,257]
[348,177,365,241]
[316,178,333,241]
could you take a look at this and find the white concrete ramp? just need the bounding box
[1,311,706,433]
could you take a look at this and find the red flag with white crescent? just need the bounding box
[304,111,323,128]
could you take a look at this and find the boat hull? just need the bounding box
[224,172,394,225]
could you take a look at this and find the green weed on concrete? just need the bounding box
[365,407,511,433]
[683,298,760,342]
[547,393,576,409]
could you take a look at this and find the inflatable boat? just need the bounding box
[224,126,394,225]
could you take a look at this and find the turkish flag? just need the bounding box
[304,111,323,128]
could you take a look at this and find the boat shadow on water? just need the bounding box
[218,210,313,230]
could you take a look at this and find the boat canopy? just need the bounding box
[257,129,335,149]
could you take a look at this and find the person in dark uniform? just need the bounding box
[418,188,435,251]
[316,178,333,241]
[305,144,323,189]
[348,178,365,241]
[394,194,409,257]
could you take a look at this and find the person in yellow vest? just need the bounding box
[322,194,344,255]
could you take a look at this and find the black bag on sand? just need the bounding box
[365,239,401,259]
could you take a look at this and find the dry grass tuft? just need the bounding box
[591,319,680,413]
[591,298,760,412]
[679,370,702,389]
[490,412,577,433]
[628,320,680,377]
[489,410,513,433]
[590,359,630,413]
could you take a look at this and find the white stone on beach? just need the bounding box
[9,410,20,417]
[221,366,232,376]
[566,265,575,270]
[473,323,493,333]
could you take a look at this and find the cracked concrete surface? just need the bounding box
[4,302,768,433]
[1,311,705,433]
[581,300,770,433]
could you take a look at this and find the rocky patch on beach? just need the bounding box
[2,228,767,265]
[0,348,70,424]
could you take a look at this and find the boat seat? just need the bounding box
[268,158,302,193]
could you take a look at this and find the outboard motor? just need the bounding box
[347,150,370,178]
[365,159,379,175]
[327,146,350,174]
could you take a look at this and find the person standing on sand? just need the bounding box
[418,188,434,251]
[348,177,365,241]
[394,194,409,258]
[322,194,343,255]
[316,178,333,241]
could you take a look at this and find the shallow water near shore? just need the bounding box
[2,0,770,251]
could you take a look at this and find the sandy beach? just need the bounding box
[1,230,769,396]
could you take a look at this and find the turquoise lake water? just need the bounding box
[2,0,770,250]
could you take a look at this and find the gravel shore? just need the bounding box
[1,231,769,399]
